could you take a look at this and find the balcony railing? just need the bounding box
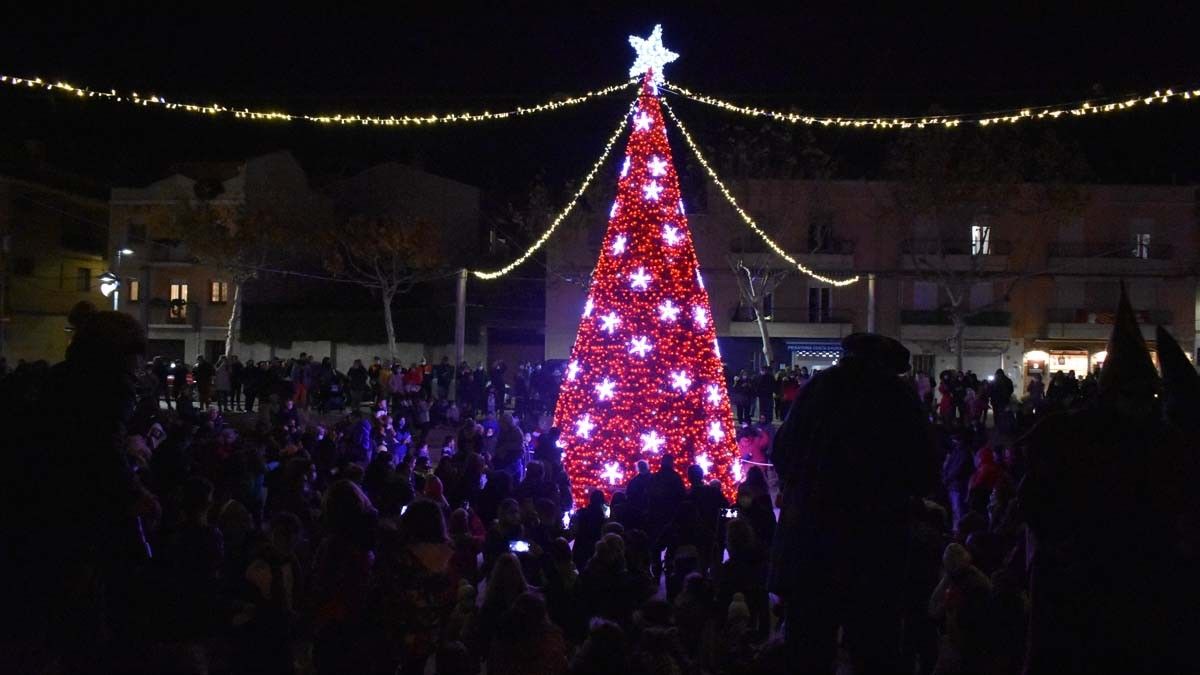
[145,239,197,264]
[730,238,856,255]
[1047,241,1173,260]
[1046,308,1172,324]
[900,239,1014,256]
[732,306,854,324]
[900,309,1012,326]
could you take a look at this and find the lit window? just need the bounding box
[1132,233,1151,259]
[210,280,229,304]
[170,282,188,319]
[127,278,140,302]
[971,223,991,256]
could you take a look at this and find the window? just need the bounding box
[169,282,188,320]
[128,221,147,244]
[971,223,991,255]
[127,278,141,303]
[808,212,834,252]
[1132,233,1151,259]
[75,267,91,292]
[210,280,229,304]
[969,282,994,310]
[913,281,938,310]
[808,286,832,323]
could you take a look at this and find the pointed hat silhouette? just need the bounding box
[1155,324,1200,425]
[1098,281,1159,403]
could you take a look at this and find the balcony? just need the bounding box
[1044,307,1170,341]
[1046,241,1176,274]
[898,308,1012,343]
[728,306,855,339]
[144,239,197,265]
[729,238,856,273]
[900,238,1012,272]
[900,309,1012,326]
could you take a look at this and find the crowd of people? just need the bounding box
[0,292,1196,674]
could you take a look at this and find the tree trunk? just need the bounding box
[224,281,242,356]
[754,306,773,368]
[952,316,966,372]
[382,290,397,360]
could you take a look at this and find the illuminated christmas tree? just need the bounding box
[555,26,739,506]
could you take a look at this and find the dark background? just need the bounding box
[2,3,1199,194]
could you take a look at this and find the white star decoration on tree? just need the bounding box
[640,430,666,454]
[567,360,580,381]
[642,180,664,201]
[647,155,668,177]
[670,370,693,392]
[695,453,713,475]
[575,414,595,439]
[658,299,680,322]
[595,377,617,401]
[628,24,679,86]
[707,420,725,443]
[629,267,651,290]
[706,384,721,406]
[612,234,627,255]
[662,224,682,246]
[629,336,652,358]
[633,111,652,131]
[599,312,620,334]
[693,306,709,328]
[601,461,624,485]
[583,297,594,318]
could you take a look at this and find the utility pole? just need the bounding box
[453,267,467,401]
[867,272,877,333]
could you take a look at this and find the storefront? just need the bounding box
[1023,342,1153,384]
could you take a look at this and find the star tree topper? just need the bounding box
[628,24,679,86]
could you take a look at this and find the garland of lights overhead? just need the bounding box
[661,81,1200,129]
[0,73,636,126]
[472,100,636,280]
[661,99,859,286]
[3,68,1193,130]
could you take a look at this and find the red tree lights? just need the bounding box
[555,72,740,507]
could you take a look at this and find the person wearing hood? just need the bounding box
[1018,286,1190,673]
[770,333,937,673]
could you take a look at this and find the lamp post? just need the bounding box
[112,247,133,310]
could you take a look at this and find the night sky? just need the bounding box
[2,5,1199,195]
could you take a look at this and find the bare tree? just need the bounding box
[170,196,294,355]
[728,255,790,367]
[322,217,443,360]
[888,126,1089,370]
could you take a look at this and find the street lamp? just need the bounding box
[113,248,134,310]
[98,272,120,303]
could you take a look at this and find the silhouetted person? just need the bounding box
[770,333,936,674]
[1018,288,1190,673]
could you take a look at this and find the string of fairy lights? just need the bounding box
[660,99,860,287]
[0,73,637,126]
[472,99,637,280]
[4,57,1195,286]
[661,81,1200,129]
